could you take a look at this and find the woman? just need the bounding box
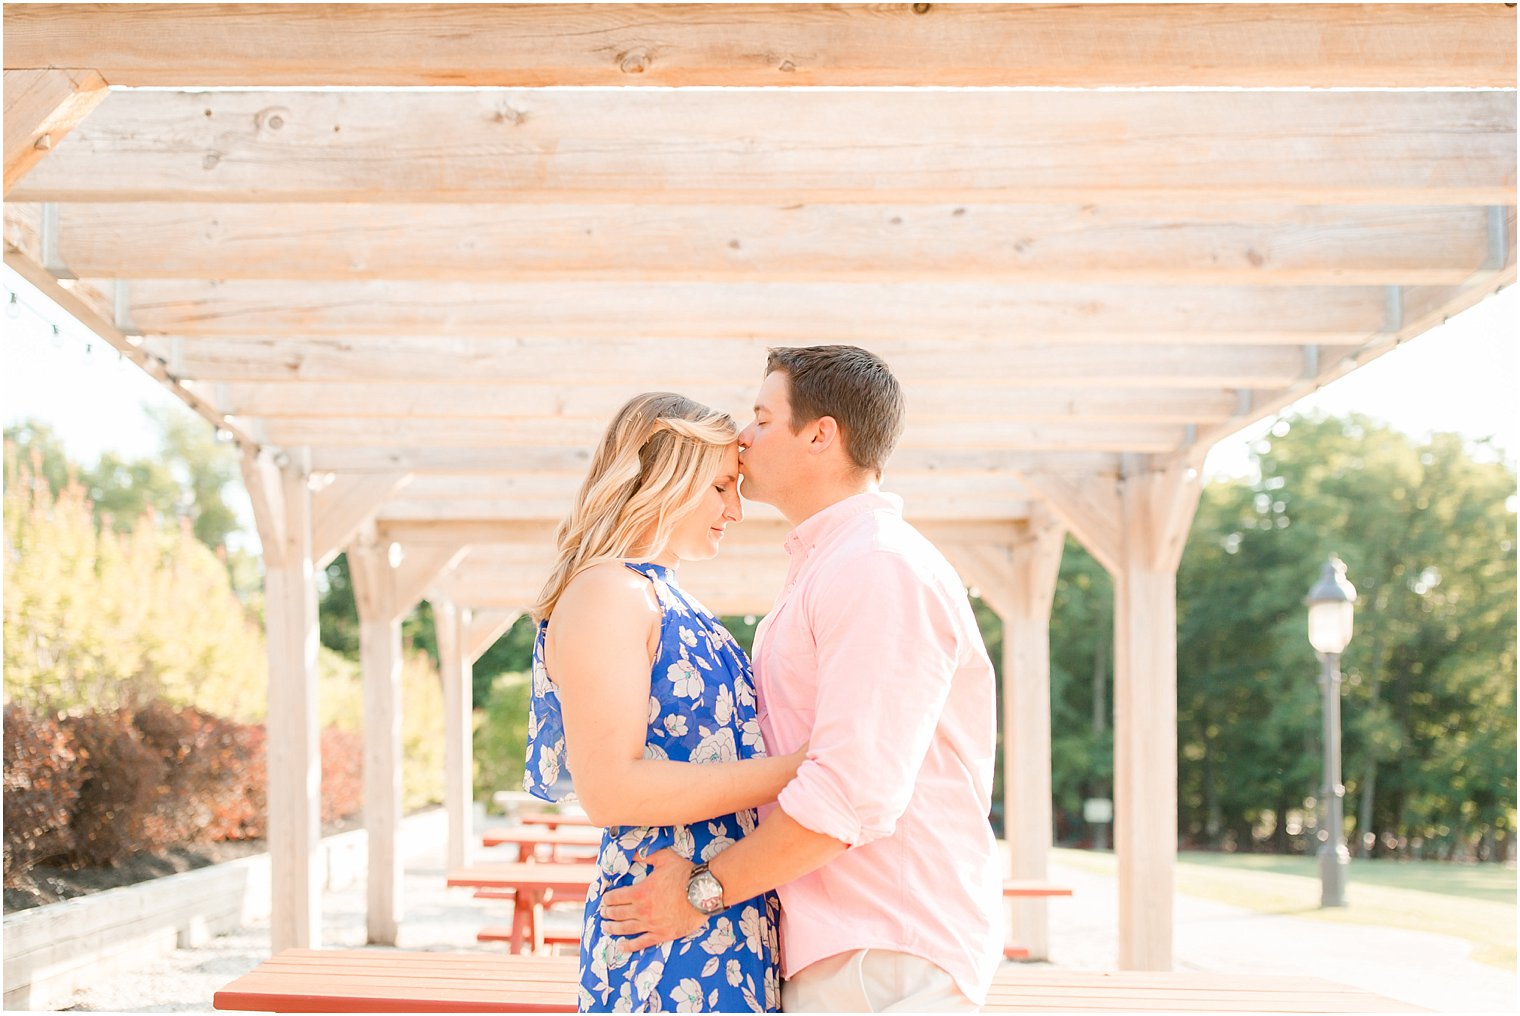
[523,392,796,1013]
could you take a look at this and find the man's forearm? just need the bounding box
[709,805,849,906]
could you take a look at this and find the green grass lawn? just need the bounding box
[1053,847,1517,970]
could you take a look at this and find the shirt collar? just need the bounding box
[783,491,903,558]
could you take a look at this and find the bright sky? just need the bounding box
[3,264,1516,495]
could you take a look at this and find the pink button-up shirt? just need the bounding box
[752,491,1003,1005]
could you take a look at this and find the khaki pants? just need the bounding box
[781,949,978,1013]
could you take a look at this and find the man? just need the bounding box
[600,345,1003,1011]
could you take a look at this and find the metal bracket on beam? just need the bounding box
[166,336,186,378]
[1301,344,1319,379]
[39,204,76,280]
[1382,286,1404,334]
[1235,389,1254,417]
[1484,206,1509,271]
[113,280,143,337]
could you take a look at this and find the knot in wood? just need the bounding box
[255,106,291,132]
[619,49,651,74]
[779,60,797,73]
[912,3,932,14]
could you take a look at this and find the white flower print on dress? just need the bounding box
[671,978,704,1012]
[690,726,738,765]
[740,717,766,755]
[666,658,704,700]
[642,742,669,761]
[726,959,743,986]
[633,959,666,1000]
[699,916,736,955]
[663,714,688,737]
[537,740,562,787]
[740,905,764,957]
[679,626,698,648]
[713,684,734,727]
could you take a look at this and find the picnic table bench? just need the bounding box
[447,862,598,954]
[214,949,1428,1012]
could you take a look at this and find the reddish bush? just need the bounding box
[4,699,368,880]
[205,723,266,841]
[133,702,266,845]
[63,709,167,866]
[320,727,363,824]
[3,705,83,883]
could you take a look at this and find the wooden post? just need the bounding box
[1023,462,1200,970]
[435,602,522,870]
[240,448,321,951]
[433,597,471,872]
[346,527,467,944]
[945,513,1064,960]
[348,526,403,945]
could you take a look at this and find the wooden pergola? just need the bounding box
[4,3,1514,971]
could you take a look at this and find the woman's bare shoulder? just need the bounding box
[555,560,660,623]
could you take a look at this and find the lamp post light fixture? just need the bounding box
[1305,554,1357,908]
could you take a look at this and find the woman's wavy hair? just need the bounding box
[532,392,737,622]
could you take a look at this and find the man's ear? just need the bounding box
[808,416,841,456]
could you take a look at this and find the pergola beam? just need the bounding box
[7,4,1512,88]
[10,201,1499,285]
[191,380,1242,425]
[111,280,1395,341]
[261,417,1188,454]
[311,472,411,570]
[144,336,1335,388]
[2,68,107,195]
[15,90,1513,205]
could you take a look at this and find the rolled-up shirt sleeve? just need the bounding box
[776,549,960,847]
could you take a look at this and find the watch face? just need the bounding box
[687,870,724,914]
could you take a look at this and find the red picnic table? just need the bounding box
[447,862,597,954]
[214,949,1428,1013]
[481,824,602,862]
[519,811,596,832]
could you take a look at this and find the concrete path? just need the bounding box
[50,827,1516,1012]
[1039,855,1516,1013]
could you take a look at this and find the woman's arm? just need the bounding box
[545,563,802,828]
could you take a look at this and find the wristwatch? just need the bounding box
[685,862,725,915]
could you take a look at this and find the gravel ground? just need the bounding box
[46,822,1516,1014]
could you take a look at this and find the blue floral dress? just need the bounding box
[524,562,782,1013]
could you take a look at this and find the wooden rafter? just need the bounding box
[15,90,1513,205]
[7,4,1512,88]
[2,68,107,195]
[8,201,1499,286]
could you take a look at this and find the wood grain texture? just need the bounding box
[12,201,1496,285]
[15,90,1513,204]
[8,4,1510,88]
[2,69,106,194]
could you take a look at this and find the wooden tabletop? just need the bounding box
[519,811,595,829]
[1003,879,1075,897]
[446,862,599,893]
[215,949,1428,1014]
[481,826,602,849]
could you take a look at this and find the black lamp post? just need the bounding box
[1305,554,1357,908]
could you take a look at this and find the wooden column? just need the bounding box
[945,512,1064,960]
[347,526,465,944]
[3,68,107,195]
[348,528,404,946]
[240,448,321,951]
[1024,461,1200,971]
[433,602,522,870]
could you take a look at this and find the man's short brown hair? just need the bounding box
[765,345,905,475]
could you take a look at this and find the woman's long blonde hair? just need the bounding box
[532,392,738,621]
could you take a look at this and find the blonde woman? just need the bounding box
[524,392,794,1013]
